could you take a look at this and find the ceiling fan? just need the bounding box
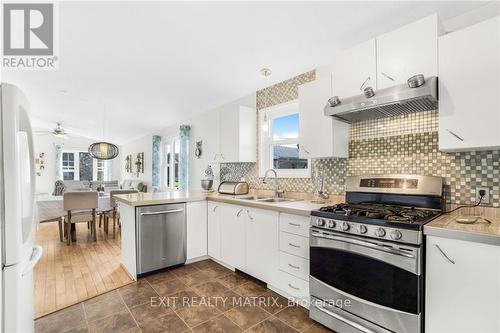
[35,122,68,138]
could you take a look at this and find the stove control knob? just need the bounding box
[390,230,402,240]
[326,220,336,228]
[316,218,326,227]
[375,228,386,237]
[357,225,367,234]
[341,222,350,231]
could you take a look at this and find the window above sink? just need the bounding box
[258,101,310,178]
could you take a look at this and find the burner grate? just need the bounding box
[318,203,438,224]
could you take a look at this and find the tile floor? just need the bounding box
[35,259,334,333]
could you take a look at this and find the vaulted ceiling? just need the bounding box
[3,1,488,143]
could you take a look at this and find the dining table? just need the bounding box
[36,194,112,242]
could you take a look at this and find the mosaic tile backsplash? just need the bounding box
[221,71,500,207]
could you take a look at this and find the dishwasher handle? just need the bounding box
[140,208,184,216]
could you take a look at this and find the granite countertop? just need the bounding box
[115,191,342,217]
[425,211,500,246]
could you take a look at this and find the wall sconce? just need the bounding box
[135,152,144,176]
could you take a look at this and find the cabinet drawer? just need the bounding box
[279,213,310,237]
[279,252,309,280]
[279,232,309,259]
[274,270,309,300]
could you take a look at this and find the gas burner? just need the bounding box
[315,203,439,225]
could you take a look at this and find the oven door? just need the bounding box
[310,227,422,333]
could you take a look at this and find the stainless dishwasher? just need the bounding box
[136,203,186,275]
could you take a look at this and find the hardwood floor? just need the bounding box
[34,220,134,318]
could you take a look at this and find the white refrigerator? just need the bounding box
[0,83,42,333]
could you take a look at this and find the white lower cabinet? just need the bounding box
[245,208,279,283]
[186,201,207,260]
[220,204,246,270]
[274,270,309,300]
[426,236,500,333]
[207,202,221,261]
[279,251,309,281]
[208,202,310,304]
[273,213,311,303]
[279,231,310,259]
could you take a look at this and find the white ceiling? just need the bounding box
[2,1,488,144]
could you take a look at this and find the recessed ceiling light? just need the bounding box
[260,68,272,77]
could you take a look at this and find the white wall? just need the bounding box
[120,93,255,192]
[34,134,122,194]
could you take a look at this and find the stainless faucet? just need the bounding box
[263,169,285,198]
[317,168,330,200]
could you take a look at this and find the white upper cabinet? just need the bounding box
[438,16,500,151]
[332,39,377,98]
[298,77,349,159]
[218,99,256,163]
[376,14,439,89]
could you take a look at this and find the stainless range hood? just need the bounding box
[324,76,438,123]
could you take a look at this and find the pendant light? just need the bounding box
[88,106,119,160]
[88,141,119,160]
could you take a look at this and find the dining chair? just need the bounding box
[63,191,98,245]
[104,190,138,238]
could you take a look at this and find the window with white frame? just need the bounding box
[96,159,109,181]
[62,152,76,180]
[259,101,310,178]
[61,150,111,181]
[162,137,180,190]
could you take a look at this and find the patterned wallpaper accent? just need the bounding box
[256,70,315,110]
[221,71,500,207]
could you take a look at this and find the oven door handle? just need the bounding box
[315,304,376,333]
[311,230,415,259]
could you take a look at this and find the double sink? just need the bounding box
[235,195,299,203]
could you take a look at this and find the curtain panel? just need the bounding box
[55,144,63,180]
[152,135,162,188]
[179,125,190,191]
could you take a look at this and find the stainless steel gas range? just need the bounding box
[309,174,443,333]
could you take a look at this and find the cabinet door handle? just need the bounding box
[381,72,396,82]
[301,146,310,155]
[212,205,218,212]
[359,76,371,91]
[288,222,301,227]
[288,263,300,270]
[288,283,300,290]
[446,129,464,141]
[435,244,455,264]
[236,209,244,217]
[246,210,254,221]
[288,242,300,248]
